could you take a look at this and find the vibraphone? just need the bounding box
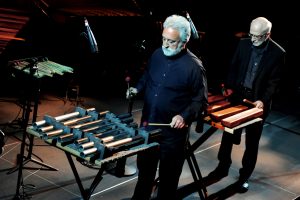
[27,107,161,200]
[178,93,263,199]
[11,56,76,198]
[9,56,74,78]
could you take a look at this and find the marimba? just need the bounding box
[189,93,263,155]
[205,94,263,132]
[27,107,161,200]
[178,93,263,199]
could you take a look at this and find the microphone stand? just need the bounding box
[186,12,199,40]
[84,17,98,54]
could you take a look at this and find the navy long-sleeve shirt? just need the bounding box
[136,47,207,127]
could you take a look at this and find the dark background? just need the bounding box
[1,0,299,109]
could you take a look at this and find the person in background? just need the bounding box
[126,14,207,200]
[203,17,286,193]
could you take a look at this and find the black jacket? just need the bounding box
[227,38,286,117]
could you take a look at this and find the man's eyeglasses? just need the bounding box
[162,37,179,46]
[248,33,267,39]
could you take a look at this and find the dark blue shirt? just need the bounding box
[243,44,267,89]
[136,48,207,127]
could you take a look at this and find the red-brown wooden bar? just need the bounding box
[221,107,263,128]
[210,105,248,121]
[206,100,231,114]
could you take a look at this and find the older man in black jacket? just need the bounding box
[204,17,286,193]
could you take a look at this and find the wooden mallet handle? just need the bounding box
[243,99,256,107]
[148,123,171,126]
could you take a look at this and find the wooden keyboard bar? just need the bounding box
[207,100,231,114]
[221,107,263,128]
[208,94,226,104]
[210,105,248,121]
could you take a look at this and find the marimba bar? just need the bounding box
[206,100,231,114]
[34,107,97,127]
[221,107,263,128]
[210,105,248,121]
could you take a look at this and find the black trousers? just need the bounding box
[132,127,189,200]
[218,121,263,181]
[217,87,264,181]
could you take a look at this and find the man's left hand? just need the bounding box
[254,100,264,109]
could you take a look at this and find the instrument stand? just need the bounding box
[152,126,218,199]
[176,141,208,199]
[176,116,263,199]
[10,63,58,200]
[176,127,218,199]
[65,144,158,200]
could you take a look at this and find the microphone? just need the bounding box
[84,17,99,53]
[186,12,199,40]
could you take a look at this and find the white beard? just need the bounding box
[252,40,264,47]
[162,42,184,56]
[251,37,267,47]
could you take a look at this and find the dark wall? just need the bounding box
[1,1,299,103]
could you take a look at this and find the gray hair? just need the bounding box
[163,14,191,43]
[251,17,272,33]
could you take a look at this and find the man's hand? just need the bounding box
[170,115,186,129]
[126,87,138,99]
[224,88,234,97]
[253,100,264,109]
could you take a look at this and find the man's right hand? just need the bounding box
[126,87,138,99]
[224,88,233,97]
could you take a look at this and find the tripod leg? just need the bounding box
[8,133,58,174]
[14,125,28,198]
[24,78,59,171]
[9,76,59,175]
[25,134,58,170]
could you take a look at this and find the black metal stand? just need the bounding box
[64,145,158,200]
[11,63,58,199]
[177,117,263,199]
[108,79,136,177]
[176,126,218,199]
[151,126,215,199]
[150,125,218,199]
[66,152,105,200]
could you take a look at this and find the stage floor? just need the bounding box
[1,91,300,200]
